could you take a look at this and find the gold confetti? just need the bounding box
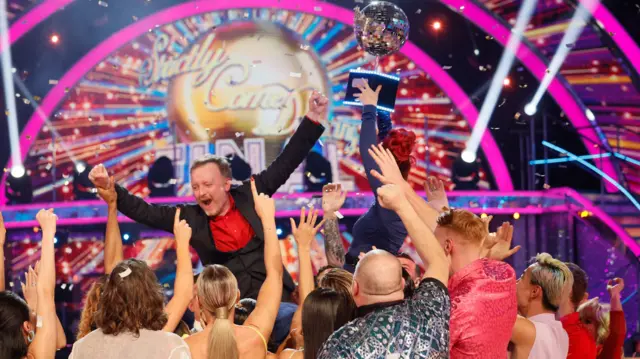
[49,79,58,85]
[22,98,30,105]
[4,110,8,115]
[543,183,551,189]
[485,35,494,40]
[34,96,41,101]
[514,112,521,120]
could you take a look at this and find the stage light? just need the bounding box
[463,0,537,161]
[73,161,96,200]
[579,210,590,218]
[53,237,58,244]
[585,109,596,122]
[123,233,130,241]
[480,213,488,219]
[461,150,476,163]
[513,212,520,220]
[276,228,283,237]
[474,49,480,56]
[10,165,25,178]
[452,153,480,190]
[524,103,537,116]
[148,156,176,197]
[432,21,442,30]
[303,151,332,192]
[75,162,87,174]
[503,78,511,87]
[50,34,59,44]
[5,168,33,204]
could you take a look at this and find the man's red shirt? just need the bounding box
[208,195,255,252]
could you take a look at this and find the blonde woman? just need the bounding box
[185,178,288,359]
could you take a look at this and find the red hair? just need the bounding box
[381,129,416,179]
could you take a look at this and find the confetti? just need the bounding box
[98,0,108,7]
[498,98,506,107]
[543,183,551,189]
[235,132,244,137]
[442,65,452,70]
[518,84,528,88]
[459,5,465,11]
[478,65,487,71]
[314,6,322,11]
[22,98,30,105]
[300,44,310,51]
[132,16,138,21]
[416,9,422,14]
[514,112,521,120]
[485,35,494,40]
[290,72,302,78]
[49,79,58,85]
[335,211,344,219]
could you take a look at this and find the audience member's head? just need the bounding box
[173,320,191,338]
[516,253,574,317]
[578,298,610,345]
[565,262,589,310]
[188,273,202,325]
[95,259,168,336]
[0,291,33,359]
[434,209,487,273]
[234,298,257,325]
[352,249,404,307]
[315,265,338,286]
[319,268,353,298]
[196,264,241,359]
[302,288,356,359]
[401,268,416,298]
[396,253,420,282]
[381,129,416,180]
[77,274,108,339]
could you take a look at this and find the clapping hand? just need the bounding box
[353,79,382,107]
[369,144,405,186]
[322,184,346,218]
[251,178,276,221]
[88,164,111,189]
[306,91,329,123]
[425,177,449,213]
[290,208,325,249]
[173,208,192,247]
[483,221,520,261]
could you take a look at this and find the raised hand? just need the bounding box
[251,178,276,221]
[369,144,405,186]
[0,211,6,246]
[290,208,325,249]
[97,175,117,205]
[425,177,449,212]
[306,91,329,123]
[36,209,57,236]
[173,208,192,246]
[88,164,111,189]
[376,184,409,212]
[353,79,382,107]
[484,222,520,261]
[607,278,624,298]
[322,184,346,215]
[21,265,38,311]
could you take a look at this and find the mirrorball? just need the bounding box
[354,1,410,57]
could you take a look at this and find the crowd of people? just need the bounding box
[0,86,632,359]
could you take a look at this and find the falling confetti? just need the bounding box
[442,65,452,70]
[416,9,422,14]
[34,96,40,101]
[485,35,494,40]
[22,98,30,105]
[98,0,108,7]
[132,16,138,21]
[49,79,58,85]
[459,5,465,11]
[290,72,302,78]
[543,183,551,189]
[519,84,528,88]
[300,44,310,51]
[313,6,322,11]
[514,112,521,120]
[498,98,506,107]
[235,132,244,138]
[479,66,487,71]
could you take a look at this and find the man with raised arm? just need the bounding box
[89,92,328,300]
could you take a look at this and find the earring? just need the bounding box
[27,330,35,343]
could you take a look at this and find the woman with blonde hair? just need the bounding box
[186,178,301,359]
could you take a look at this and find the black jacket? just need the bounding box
[114,117,325,299]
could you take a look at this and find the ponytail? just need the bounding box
[206,306,239,359]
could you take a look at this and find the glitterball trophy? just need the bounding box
[344,1,410,113]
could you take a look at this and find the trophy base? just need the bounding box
[343,69,400,113]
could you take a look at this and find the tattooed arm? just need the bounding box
[321,184,347,268]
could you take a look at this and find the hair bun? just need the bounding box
[382,129,417,163]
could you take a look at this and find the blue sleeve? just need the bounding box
[359,105,384,192]
[376,110,393,142]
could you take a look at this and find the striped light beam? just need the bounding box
[524,0,601,116]
[461,0,538,163]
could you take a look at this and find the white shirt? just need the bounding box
[70,328,191,359]
[528,313,569,359]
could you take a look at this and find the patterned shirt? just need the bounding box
[317,278,450,359]
[448,258,517,359]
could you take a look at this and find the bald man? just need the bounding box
[318,182,450,359]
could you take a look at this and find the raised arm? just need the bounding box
[89,164,177,233]
[321,184,346,268]
[599,278,626,359]
[289,208,324,334]
[163,208,194,332]
[253,92,326,196]
[29,209,59,359]
[97,177,124,274]
[244,178,283,340]
[355,81,384,192]
[0,212,5,291]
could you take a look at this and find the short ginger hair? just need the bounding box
[436,209,487,244]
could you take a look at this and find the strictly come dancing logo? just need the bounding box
[140,21,329,142]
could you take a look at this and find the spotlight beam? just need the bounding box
[526,0,600,111]
[463,0,538,160]
[0,0,23,170]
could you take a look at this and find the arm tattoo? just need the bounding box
[324,218,345,267]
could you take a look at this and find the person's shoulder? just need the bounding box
[482,259,516,282]
[415,277,450,298]
[156,331,192,359]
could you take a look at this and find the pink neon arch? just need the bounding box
[0,0,515,205]
[440,0,618,192]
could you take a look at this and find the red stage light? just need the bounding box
[503,78,512,86]
[432,21,442,30]
[50,34,60,44]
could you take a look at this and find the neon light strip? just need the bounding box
[542,141,640,211]
[440,0,618,192]
[0,0,75,53]
[529,153,612,165]
[614,153,640,167]
[0,0,514,206]
[343,101,396,113]
[349,69,401,81]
